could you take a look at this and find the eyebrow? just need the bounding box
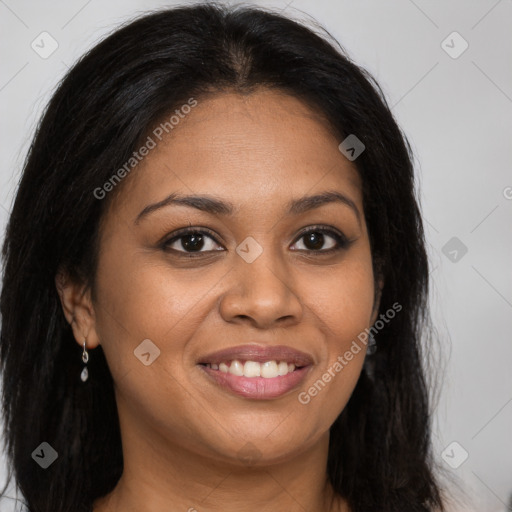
[135,190,361,225]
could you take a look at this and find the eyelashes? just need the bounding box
[290,226,351,254]
[161,225,353,258]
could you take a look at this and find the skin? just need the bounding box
[56,88,382,512]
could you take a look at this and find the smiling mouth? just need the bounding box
[198,360,312,400]
[196,344,314,399]
[199,359,304,378]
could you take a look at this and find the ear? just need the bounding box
[55,267,101,349]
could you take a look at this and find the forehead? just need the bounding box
[109,89,362,218]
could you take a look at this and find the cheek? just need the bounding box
[296,250,374,425]
[92,241,224,371]
[91,247,229,450]
[305,251,376,350]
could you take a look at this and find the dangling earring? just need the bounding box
[366,332,377,355]
[364,333,377,379]
[81,339,89,382]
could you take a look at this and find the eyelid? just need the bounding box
[160,226,225,253]
[162,226,221,244]
[292,225,349,245]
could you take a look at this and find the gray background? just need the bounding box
[0,1,511,510]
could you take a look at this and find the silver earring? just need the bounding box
[81,339,89,382]
[367,332,377,355]
[364,333,377,380]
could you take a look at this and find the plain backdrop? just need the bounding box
[0,1,511,511]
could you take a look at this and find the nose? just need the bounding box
[219,246,303,329]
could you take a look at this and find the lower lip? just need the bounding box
[199,365,312,400]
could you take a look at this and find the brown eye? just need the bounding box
[163,228,223,255]
[290,227,350,254]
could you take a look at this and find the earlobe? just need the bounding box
[54,268,101,349]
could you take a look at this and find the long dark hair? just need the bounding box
[0,3,444,511]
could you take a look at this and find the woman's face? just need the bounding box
[87,89,379,466]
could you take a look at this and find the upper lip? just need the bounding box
[198,344,314,367]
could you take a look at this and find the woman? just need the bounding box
[0,3,445,511]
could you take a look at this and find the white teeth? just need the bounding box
[229,360,244,376]
[261,361,278,378]
[277,361,289,376]
[243,361,261,377]
[209,360,300,378]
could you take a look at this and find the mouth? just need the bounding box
[197,345,314,400]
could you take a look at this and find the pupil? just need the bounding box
[305,232,323,250]
[182,234,204,251]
